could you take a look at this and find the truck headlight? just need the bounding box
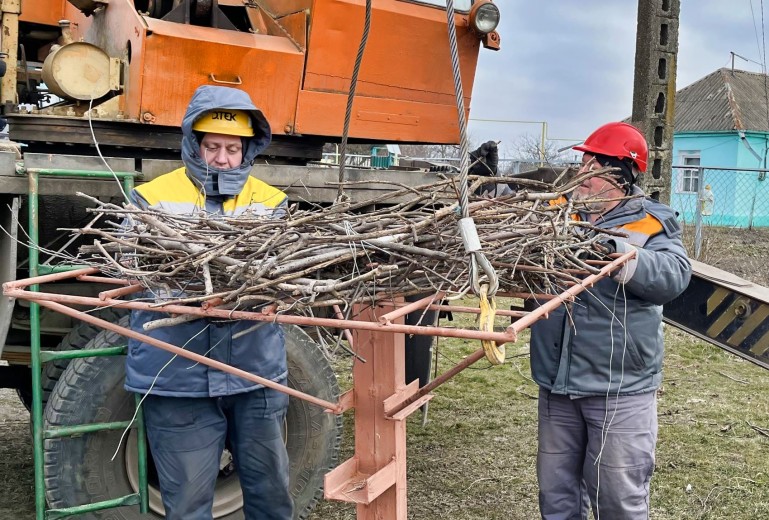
[469,1,500,35]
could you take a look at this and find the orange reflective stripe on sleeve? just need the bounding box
[616,214,664,247]
[621,214,663,236]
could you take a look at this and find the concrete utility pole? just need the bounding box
[631,0,680,203]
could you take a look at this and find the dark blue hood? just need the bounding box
[181,85,272,196]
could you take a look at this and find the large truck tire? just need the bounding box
[42,308,129,405]
[15,308,129,411]
[43,317,341,519]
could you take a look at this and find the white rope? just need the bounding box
[594,280,629,519]
[88,96,130,203]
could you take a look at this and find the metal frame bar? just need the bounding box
[5,251,634,413]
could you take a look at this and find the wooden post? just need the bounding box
[325,302,409,519]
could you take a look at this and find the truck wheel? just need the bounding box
[42,308,129,405]
[43,317,341,519]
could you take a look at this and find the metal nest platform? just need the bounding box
[3,250,634,519]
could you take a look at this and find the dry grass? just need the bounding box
[682,225,769,286]
[0,389,35,517]
[2,322,765,519]
[654,328,769,519]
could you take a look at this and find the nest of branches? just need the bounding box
[71,167,627,311]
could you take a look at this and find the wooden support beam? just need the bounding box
[324,302,408,519]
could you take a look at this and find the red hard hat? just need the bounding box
[573,122,648,173]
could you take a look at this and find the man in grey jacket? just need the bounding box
[530,122,691,519]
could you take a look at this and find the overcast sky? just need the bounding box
[468,0,769,158]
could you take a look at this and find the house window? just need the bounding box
[680,154,701,193]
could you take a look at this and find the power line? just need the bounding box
[750,0,765,68]
[761,0,769,165]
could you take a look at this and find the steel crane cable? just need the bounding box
[336,0,373,202]
[336,0,499,299]
[444,0,499,297]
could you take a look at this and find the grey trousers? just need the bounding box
[537,388,657,520]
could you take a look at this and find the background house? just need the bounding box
[671,68,769,227]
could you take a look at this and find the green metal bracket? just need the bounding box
[15,164,137,196]
[44,420,136,439]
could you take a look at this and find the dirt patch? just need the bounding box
[684,226,769,286]
[0,389,35,519]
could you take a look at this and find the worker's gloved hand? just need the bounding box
[594,238,617,256]
[469,141,499,176]
[576,237,615,262]
[596,237,638,284]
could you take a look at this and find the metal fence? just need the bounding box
[670,165,769,258]
[321,153,373,168]
[320,153,550,174]
[403,157,536,174]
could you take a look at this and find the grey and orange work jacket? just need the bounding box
[530,186,692,397]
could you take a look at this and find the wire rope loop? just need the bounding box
[479,284,504,365]
[470,252,500,297]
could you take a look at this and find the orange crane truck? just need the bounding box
[0,1,501,519]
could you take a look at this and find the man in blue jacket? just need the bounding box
[530,122,691,519]
[125,85,292,520]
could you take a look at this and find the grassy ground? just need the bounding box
[309,300,769,520]
[0,389,35,518]
[2,324,764,519]
[654,329,769,519]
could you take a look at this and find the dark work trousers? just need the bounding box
[142,385,293,520]
[537,388,657,520]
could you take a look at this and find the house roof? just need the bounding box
[675,68,769,132]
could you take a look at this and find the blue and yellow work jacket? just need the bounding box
[124,168,289,397]
[530,186,692,397]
